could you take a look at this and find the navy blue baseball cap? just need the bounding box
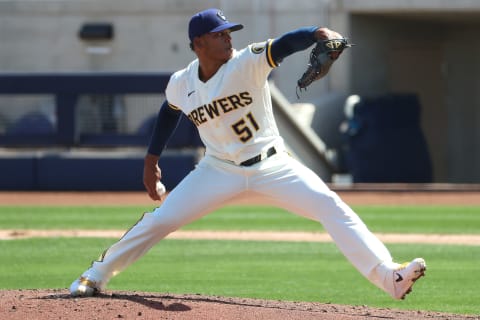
[188,8,243,42]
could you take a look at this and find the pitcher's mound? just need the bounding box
[0,289,475,320]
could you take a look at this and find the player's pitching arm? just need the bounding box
[144,100,182,201]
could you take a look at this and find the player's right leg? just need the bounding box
[249,153,426,300]
[70,157,245,296]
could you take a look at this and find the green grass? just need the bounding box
[1,205,479,234]
[0,204,479,315]
[0,238,479,315]
[0,206,151,230]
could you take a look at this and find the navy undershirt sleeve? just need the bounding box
[147,100,182,156]
[270,26,318,65]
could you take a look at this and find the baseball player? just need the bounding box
[70,8,426,300]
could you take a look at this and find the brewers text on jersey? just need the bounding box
[186,91,253,127]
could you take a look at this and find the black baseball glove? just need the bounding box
[296,38,353,94]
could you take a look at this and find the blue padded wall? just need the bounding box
[35,153,196,191]
[0,157,36,190]
[36,156,145,191]
[0,152,196,191]
[344,94,433,183]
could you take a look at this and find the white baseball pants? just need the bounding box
[90,151,393,288]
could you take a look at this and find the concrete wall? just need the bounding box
[0,0,333,102]
[444,26,480,182]
[339,0,480,184]
[1,0,480,182]
[345,13,480,182]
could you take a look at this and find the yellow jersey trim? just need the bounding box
[168,102,181,111]
[266,39,278,68]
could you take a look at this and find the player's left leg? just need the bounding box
[249,153,426,299]
[70,156,246,296]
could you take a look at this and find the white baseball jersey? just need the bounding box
[166,41,282,165]
[81,39,399,299]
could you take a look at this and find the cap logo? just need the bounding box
[217,11,227,21]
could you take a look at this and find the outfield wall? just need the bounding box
[1,0,480,183]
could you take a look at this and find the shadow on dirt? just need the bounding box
[39,292,192,312]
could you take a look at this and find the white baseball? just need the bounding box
[156,181,166,197]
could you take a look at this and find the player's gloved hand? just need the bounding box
[143,153,162,201]
[314,27,343,41]
[296,27,352,95]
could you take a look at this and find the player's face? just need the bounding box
[202,29,233,62]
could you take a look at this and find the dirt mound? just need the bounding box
[1,289,477,320]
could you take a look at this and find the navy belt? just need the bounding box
[240,147,277,166]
